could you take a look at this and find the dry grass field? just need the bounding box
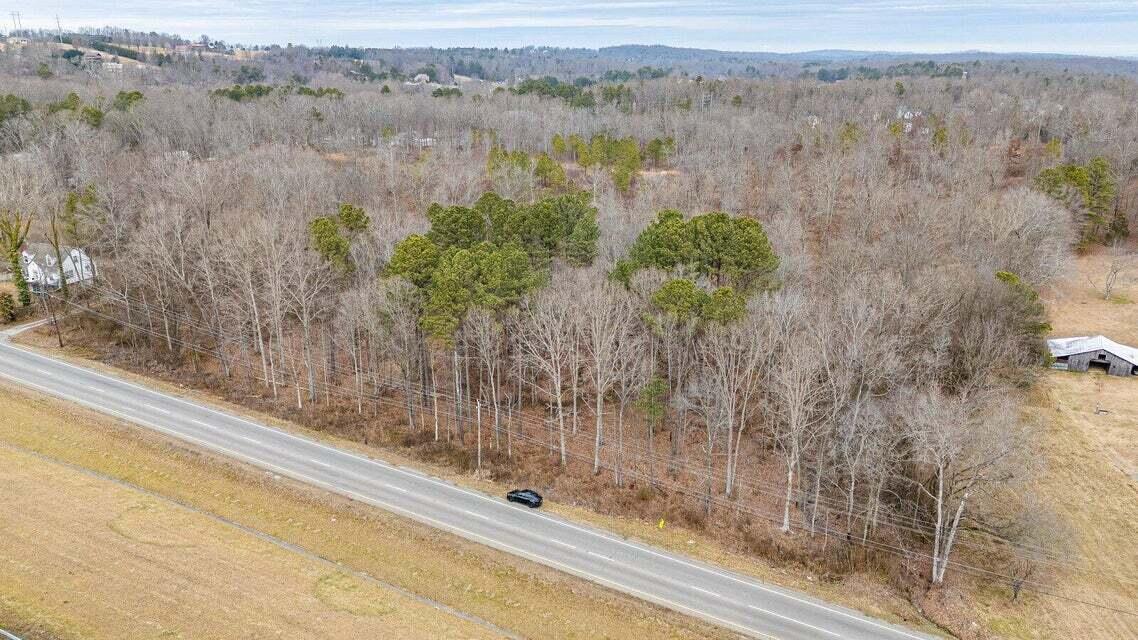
[1007,246,1138,639]
[0,384,733,640]
[1013,373,1138,639]
[1044,245,1138,478]
[1047,246,1138,346]
[0,445,500,640]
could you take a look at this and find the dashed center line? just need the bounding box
[309,458,333,468]
[551,539,577,550]
[144,403,171,415]
[190,418,216,429]
[587,550,612,561]
[384,483,409,493]
[464,509,492,521]
[691,586,722,597]
[234,434,261,444]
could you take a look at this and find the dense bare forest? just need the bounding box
[2,37,1137,633]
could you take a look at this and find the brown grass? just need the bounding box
[1045,245,1138,346]
[1042,242,1138,476]
[1011,373,1138,638]
[0,384,733,640]
[0,445,497,640]
[979,248,1138,638]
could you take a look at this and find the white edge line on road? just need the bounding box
[749,604,843,638]
[0,344,930,640]
[0,370,778,640]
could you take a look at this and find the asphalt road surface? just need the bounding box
[0,328,937,640]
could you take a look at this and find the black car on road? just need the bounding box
[506,489,543,508]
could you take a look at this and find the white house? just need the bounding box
[20,243,97,292]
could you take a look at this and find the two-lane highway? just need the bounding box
[0,331,937,640]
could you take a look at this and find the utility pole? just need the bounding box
[56,15,64,44]
[476,400,482,471]
[40,292,64,348]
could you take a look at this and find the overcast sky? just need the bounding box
[6,1,1138,56]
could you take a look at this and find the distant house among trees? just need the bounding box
[1048,335,1138,377]
[20,243,97,293]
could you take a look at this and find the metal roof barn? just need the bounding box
[1047,335,1138,377]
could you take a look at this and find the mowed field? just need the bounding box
[0,445,501,640]
[0,385,733,640]
[1020,248,1138,639]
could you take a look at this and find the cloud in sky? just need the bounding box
[10,0,1138,56]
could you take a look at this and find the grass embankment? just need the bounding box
[0,385,732,640]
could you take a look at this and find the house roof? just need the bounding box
[21,243,57,267]
[1047,335,1138,366]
